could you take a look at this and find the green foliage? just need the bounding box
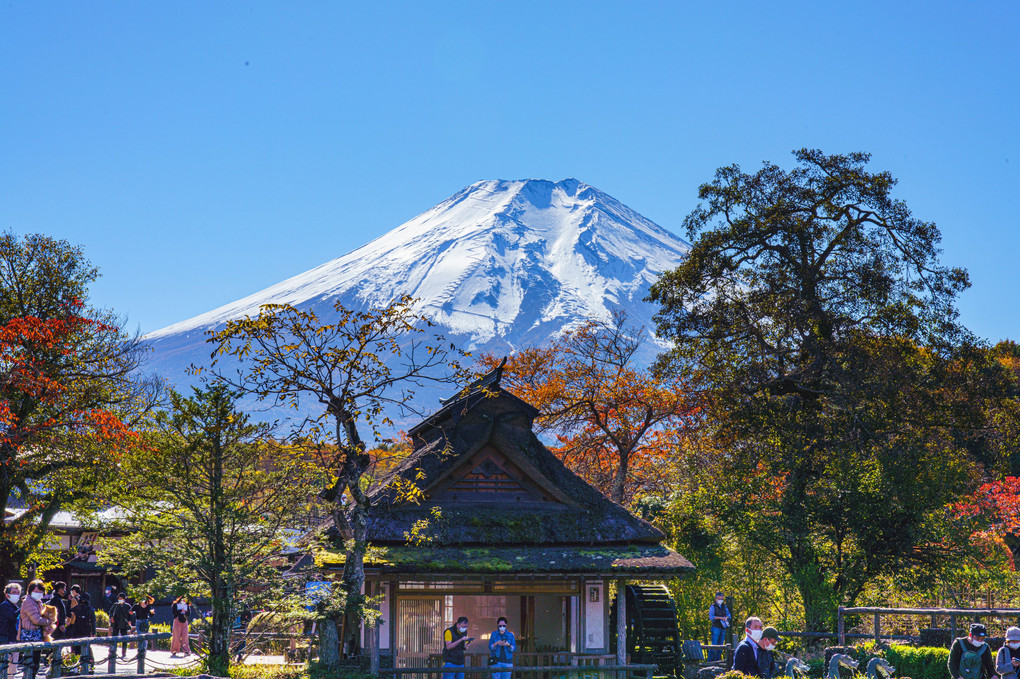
[103,384,320,675]
[0,231,157,583]
[884,644,951,679]
[95,609,109,630]
[649,149,1001,631]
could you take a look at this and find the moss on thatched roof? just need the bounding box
[316,543,693,576]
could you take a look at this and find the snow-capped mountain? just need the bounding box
[144,178,690,416]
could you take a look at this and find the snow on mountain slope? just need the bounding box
[143,178,690,407]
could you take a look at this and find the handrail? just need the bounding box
[0,631,171,679]
[380,664,658,677]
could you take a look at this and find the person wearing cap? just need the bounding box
[949,623,996,679]
[996,627,1020,679]
[708,592,731,661]
[733,620,780,678]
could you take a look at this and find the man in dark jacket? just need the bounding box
[733,621,780,678]
[108,592,132,659]
[949,623,996,679]
[50,581,68,640]
[1,583,22,679]
[72,593,97,671]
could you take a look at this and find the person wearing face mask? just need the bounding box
[108,592,132,658]
[708,592,731,661]
[1,583,22,679]
[442,616,473,679]
[19,580,55,676]
[488,616,516,679]
[950,623,996,679]
[996,627,1020,679]
[734,617,779,677]
[170,596,193,657]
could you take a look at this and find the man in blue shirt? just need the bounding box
[488,616,516,679]
[708,592,731,661]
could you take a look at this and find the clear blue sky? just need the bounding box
[1,2,1018,340]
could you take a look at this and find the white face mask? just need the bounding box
[7,594,19,604]
[764,643,776,651]
[1009,642,1020,649]
[498,626,507,632]
[30,592,44,602]
[178,603,186,610]
[749,629,763,642]
[458,626,467,633]
[716,599,724,605]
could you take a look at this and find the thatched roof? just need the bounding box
[317,543,693,576]
[362,364,668,547]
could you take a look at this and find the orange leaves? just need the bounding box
[0,305,133,451]
[480,312,701,505]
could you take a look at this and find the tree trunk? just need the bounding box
[207,580,232,677]
[319,618,340,667]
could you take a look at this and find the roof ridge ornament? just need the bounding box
[440,356,507,406]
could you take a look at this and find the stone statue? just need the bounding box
[827,654,860,679]
[786,657,810,678]
[866,657,896,679]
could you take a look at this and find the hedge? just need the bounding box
[882,644,951,679]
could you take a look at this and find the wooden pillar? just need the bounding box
[837,607,845,647]
[874,612,880,643]
[950,615,958,641]
[50,645,62,678]
[137,639,146,675]
[616,580,627,667]
[367,581,379,677]
[389,580,398,661]
[107,642,116,675]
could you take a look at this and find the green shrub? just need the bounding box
[95,610,109,629]
[149,622,173,651]
[885,644,950,679]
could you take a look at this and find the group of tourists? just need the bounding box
[0,579,202,677]
[442,615,516,679]
[0,580,98,677]
[710,596,1020,679]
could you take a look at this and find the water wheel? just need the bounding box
[610,583,682,677]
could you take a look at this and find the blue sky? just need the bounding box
[1,2,1018,340]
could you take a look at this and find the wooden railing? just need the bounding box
[836,606,1020,646]
[380,663,658,679]
[0,631,171,679]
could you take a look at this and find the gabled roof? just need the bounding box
[363,364,667,547]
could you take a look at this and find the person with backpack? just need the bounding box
[996,627,1020,679]
[950,623,996,679]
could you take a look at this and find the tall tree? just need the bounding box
[480,312,699,505]
[648,149,996,631]
[205,296,466,666]
[103,385,317,677]
[0,232,154,583]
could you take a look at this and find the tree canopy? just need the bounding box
[649,150,999,631]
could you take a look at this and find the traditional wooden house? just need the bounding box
[317,363,694,670]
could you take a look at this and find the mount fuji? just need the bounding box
[143,178,691,419]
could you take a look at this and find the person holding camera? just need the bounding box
[442,616,472,679]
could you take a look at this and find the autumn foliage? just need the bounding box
[0,301,132,448]
[480,312,699,506]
